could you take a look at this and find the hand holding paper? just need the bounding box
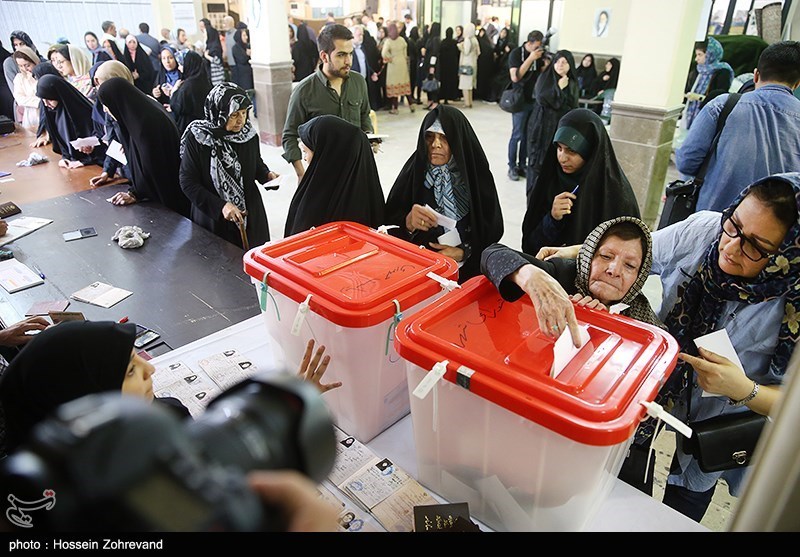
[685,329,747,398]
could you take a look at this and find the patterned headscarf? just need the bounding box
[181,82,256,212]
[685,37,734,128]
[664,172,800,393]
[575,216,662,327]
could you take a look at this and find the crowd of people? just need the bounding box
[0,9,799,532]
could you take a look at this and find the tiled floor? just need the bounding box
[254,99,737,531]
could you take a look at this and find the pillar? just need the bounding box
[246,0,295,146]
[608,0,706,227]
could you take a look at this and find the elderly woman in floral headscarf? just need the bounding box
[180,82,278,249]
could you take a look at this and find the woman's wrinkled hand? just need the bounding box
[513,264,582,347]
[405,204,438,233]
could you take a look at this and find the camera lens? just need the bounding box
[186,373,336,484]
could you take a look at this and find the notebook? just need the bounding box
[0,259,44,293]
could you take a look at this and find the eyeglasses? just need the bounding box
[721,209,777,262]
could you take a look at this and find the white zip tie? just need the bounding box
[291,293,312,336]
[640,400,693,439]
[426,271,460,292]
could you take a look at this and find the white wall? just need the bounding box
[0,0,156,53]
[441,0,472,36]
[557,0,631,58]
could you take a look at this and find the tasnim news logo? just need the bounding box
[6,490,56,528]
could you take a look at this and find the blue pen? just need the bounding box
[32,265,45,279]
[570,184,580,195]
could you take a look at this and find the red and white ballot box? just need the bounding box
[394,276,679,531]
[243,221,459,443]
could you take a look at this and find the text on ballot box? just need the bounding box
[244,221,459,443]
[394,276,679,531]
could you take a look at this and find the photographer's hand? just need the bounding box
[247,470,339,532]
[297,339,342,393]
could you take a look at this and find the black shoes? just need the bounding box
[517,166,526,178]
[508,167,520,181]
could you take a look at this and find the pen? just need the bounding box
[118,316,129,324]
[32,264,45,279]
[570,184,581,195]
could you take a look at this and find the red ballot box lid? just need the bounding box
[394,276,680,446]
[243,221,460,328]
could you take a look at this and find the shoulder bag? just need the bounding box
[680,370,768,473]
[656,93,741,230]
[499,48,528,114]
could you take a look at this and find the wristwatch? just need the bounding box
[729,381,759,406]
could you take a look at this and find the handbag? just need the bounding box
[682,410,768,473]
[422,76,440,93]
[499,83,525,113]
[657,93,741,230]
[679,366,768,474]
[458,65,474,76]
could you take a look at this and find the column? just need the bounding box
[246,0,295,146]
[608,0,706,227]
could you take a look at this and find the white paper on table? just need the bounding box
[106,140,127,165]
[423,204,457,231]
[694,329,742,397]
[69,136,101,150]
[551,324,590,378]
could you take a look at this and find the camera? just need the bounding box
[0,373,336,532]
[543,27,558,51]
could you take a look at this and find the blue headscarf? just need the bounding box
[685,37,734,128]
[157,45,181,86]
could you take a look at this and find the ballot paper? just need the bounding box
[550,324,591,378]
[423,204,457,231]
[69,136,101,150]
[106,140,127,165]
[263,172,293,191]
[694,329,743,397]
[366,133,389,141]
[71,281,132,308]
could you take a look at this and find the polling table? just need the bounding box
[0,184,260,350]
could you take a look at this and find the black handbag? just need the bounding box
[422,76,440,93]
[657,93,741,230]
[682,410,768,473]
[499,83,525,113]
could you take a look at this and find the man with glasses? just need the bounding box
[676,41,800,212]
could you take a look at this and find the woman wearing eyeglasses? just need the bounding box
[647,171,800,522]
[538,172,800,522]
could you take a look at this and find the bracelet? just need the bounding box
[729,381,759,407]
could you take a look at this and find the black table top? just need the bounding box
[0,185,260,351]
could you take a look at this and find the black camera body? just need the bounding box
[0,373,336,532]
